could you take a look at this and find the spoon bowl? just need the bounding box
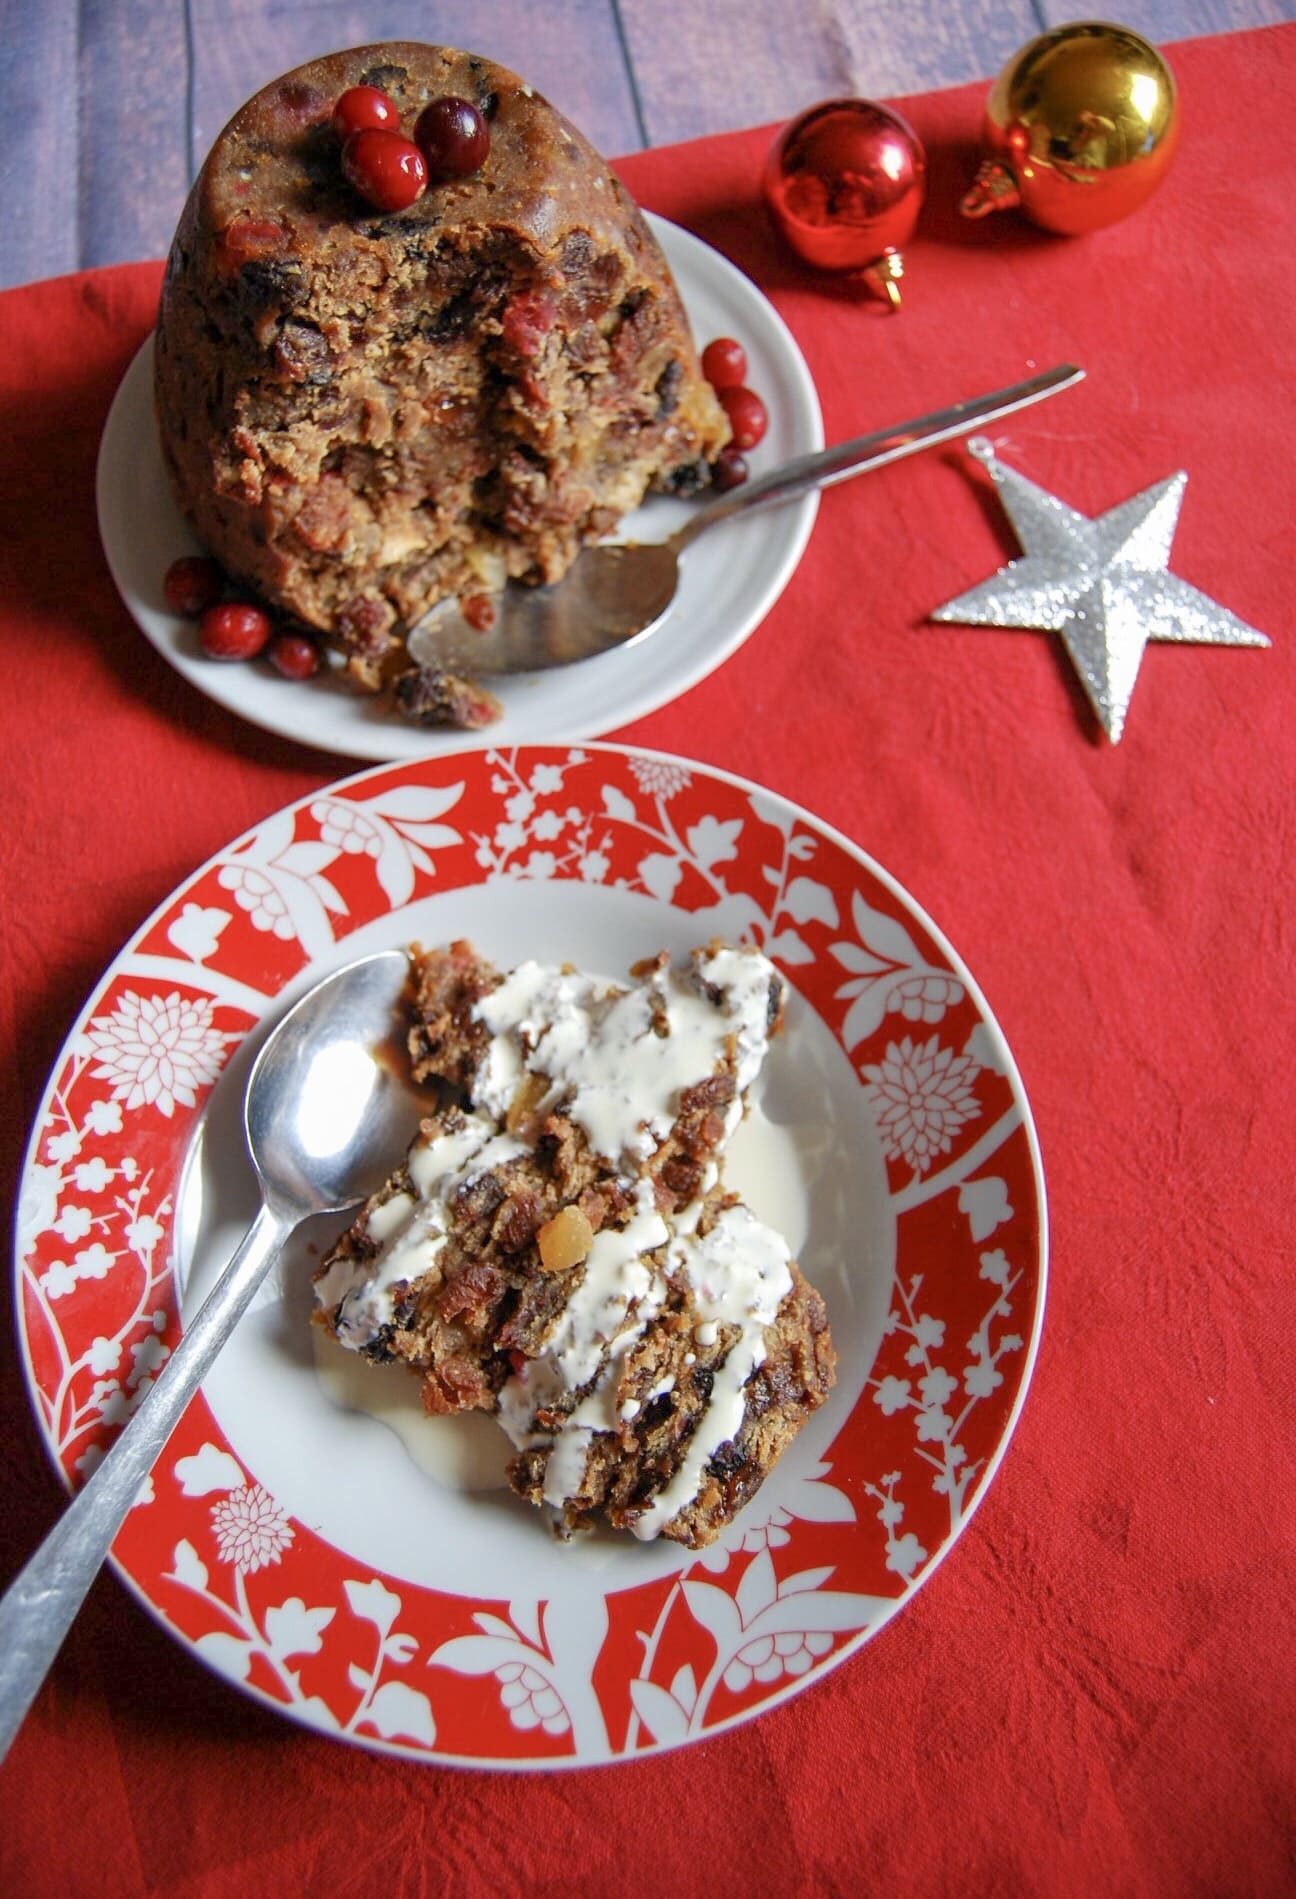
[0,946,414,1762]
[410,539,683,676]
[246,947,411,1215]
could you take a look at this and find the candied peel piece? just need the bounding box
[536,1204,595,1274]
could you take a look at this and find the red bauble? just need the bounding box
[762,99,926,310]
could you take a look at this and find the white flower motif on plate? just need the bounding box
[84,990,228,1117]
[211,1483,295,1574]
[861,1034,982,1176]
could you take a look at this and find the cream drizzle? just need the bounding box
[495,1182,668,1493]
[471,948,780,1179]
[496,1196,793,1542]
[313,1113,523,1349]
[629,1204,793,1541]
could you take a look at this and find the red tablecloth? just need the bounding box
[2,25,1293,1893]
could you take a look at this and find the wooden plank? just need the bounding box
[617,0,1041,146]
[1038,0,1293,41]
[187,0,643,174]
[77,1,189,273]
[0,8,77,289]
[0,0,1290,292]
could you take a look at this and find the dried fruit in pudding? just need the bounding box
[392,665,502,728]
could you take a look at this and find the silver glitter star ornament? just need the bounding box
[931,437,1269,742]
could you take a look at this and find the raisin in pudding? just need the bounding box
[314,941,836,1548]
[155,43,729,722]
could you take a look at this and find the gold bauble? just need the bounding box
[961,21,1179,235]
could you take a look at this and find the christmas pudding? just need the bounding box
[154,43,729,702]
[313,941,836,1548]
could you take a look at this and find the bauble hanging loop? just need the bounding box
[762,99,926,310]
[960,21,1179,235]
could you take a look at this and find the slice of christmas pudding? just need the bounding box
[313,941,835,1547]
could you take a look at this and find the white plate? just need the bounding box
[16,743,1045,1767]
[96,217,822,761]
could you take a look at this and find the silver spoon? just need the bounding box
[0,946,412,1762]
[409,363,1084,675]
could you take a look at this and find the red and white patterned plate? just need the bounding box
[15,743,1045,1766]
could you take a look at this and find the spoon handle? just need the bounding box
[673,363,1084,551]
[0,1200,292,1763]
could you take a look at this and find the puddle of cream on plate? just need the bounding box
[310,1094,814,1497]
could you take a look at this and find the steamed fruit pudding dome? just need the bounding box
[153,42,730,716]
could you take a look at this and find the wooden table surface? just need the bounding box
[3,0,1288,292]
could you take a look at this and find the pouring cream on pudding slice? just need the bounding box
[312,942,835,1547]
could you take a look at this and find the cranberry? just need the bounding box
[702,336,747,390]
[414,97,491,178]
[341,129,427,211]
[198,602,272,661]
[718,385,768,451]
[712,447,749,492]
[266,630,321,680]
[332,85,399,141]
[164,555,224,618]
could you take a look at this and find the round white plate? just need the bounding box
[96,217,822,761]
[16,743,1045,1767]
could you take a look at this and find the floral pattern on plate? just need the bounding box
[15,743,1045,1766]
